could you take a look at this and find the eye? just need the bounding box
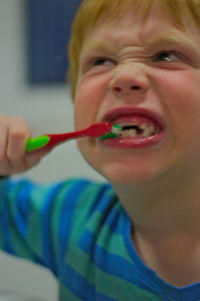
[92,57,115,67]
[153,51,181,62]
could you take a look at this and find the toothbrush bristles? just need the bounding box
[99,124,122,140]
[112,125,122,135]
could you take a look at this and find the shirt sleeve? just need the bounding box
[0,176,91,276]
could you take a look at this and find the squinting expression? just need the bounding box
[74,8,200,185]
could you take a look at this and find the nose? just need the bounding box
[109,63,150,96]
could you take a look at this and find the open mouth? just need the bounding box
[114,123,161,138]
[100,107,165,148]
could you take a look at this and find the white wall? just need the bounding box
[0,1,104,300]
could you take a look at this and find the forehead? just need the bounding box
[82,10,200,54]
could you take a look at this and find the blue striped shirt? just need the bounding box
[0,177,200,300]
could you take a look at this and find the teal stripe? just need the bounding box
[59,282,82,301]
[8,181,29,233]
[86,210,132,263]
[10,226,36,260]
[66,246,162,301]
[5,179,38,259]
[51,183,75,263]
[26,185,50,257]
[65,183,105,249]
[26,182,62,258]
[0,230,3,248]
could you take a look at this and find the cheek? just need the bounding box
[161,71,200,156]
[161,70,200,101]
[74,99,89,130]
[157,70,200,123]
[74,77,110,131]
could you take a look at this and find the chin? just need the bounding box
[89,160,161,186]
[106,168,155,185]
[78,143,168,186]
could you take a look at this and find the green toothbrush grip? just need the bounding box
[99,132,118,140]
[26,136,50,152]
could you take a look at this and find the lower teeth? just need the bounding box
[121,129,155,138]
[121,129,137,138]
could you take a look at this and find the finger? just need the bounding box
[0,122,12,173]
[25,148,52,168]
[0,122,8,161]
[7,117,31,167]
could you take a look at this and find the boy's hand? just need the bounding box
[0,115,50,176]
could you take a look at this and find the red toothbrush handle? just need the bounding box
[45,123,111,149]
[46,133,79,148]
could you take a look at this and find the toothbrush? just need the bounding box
[26,123,122,152]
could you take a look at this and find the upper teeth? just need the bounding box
[121,123,158,138]
[141,124,157,137]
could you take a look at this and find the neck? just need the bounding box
[112,172,200,286]
[112,170,200,238]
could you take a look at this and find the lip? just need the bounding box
[100,106,166,149]
[99,132,165,148]
[102,106,165,129]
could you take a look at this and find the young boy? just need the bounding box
[1,0,200,300]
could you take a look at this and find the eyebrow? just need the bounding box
[144,34,198,52]
[82,33,200,57]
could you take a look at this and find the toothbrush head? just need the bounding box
[99,125,122,140]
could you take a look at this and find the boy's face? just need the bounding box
[74,7,200,185]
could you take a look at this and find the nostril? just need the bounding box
[113,85,141,92]
[114,87,122,92]
[131,85,140,90]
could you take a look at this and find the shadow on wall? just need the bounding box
[26,0,82,84]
